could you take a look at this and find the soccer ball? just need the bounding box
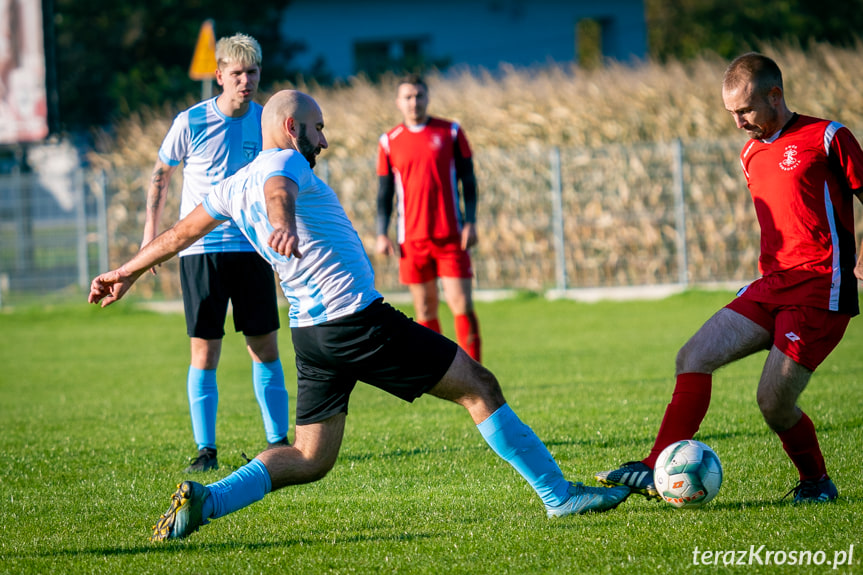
[653,439,723,508]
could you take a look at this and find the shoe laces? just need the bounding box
[783,477,826,500]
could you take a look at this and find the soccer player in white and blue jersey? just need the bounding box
[89,90,631,540]
[141,34,289,472]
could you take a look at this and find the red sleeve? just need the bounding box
[376,134,392,177]
[455,126,472,160]
[831,126,863,192]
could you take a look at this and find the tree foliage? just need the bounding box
[646,0,863,62]
[52,0,300,130]
[50,0,863,131]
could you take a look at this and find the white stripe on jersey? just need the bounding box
[203,148,382,327]
[824,121,844,310]
[158,98,263,255]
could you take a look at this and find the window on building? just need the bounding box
[354,37,428,78]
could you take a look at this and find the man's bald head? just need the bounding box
[262,90,313,131]
[262,89,327,166]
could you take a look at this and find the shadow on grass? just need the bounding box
[625,495,859,513]
[341,435,649,462]
[549,418,859,452]
[541,428,767,450]
[343,444,484,462]
[338,427,790,460]
[4,530,436,560]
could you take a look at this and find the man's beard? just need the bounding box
[747,107,779,140]
[298,124,318,167]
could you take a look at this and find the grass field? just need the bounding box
[1,290,861,574]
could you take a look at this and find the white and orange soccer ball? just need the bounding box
[653,440,723,508]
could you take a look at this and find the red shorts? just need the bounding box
[725,297,851,371]
[398,237,473,284]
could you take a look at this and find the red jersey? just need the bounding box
[377,117,473,243]
[738,114,863,315]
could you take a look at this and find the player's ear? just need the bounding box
[767,86,783,106]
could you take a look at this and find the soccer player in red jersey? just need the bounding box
[376,74,482,362]
[596,52,863,504]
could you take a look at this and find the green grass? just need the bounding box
[1,290,861,574]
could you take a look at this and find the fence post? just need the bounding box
[672,138,688,286]
[12,148,34,273]
[75,167,88,288]
[550,146,567,290]
[96,170,109,273]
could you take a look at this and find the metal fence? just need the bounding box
[0,137,808,304]
[0,163,107,305]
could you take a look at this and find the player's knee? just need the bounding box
[413,300,437,321]
[756,392,796,431]
[675,345,692,374]
[246,331,280,362]
[298,451,339,483]
[445,293,468,315]
[472,363,504,405]
[675,341,711,374]
[307,459,336,482]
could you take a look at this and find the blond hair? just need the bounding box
[215,33,262,69]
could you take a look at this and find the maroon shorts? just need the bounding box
[725,297,851,371]
[398,237,473,284]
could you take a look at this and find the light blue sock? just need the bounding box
[477,403,571,507]
[201,458,272,520]
[253,360,290,443]
[188,367,218,450]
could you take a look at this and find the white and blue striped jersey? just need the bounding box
[158,97,263,256]
[203,148,382,327]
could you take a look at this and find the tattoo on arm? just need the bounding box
[147,167,169,215]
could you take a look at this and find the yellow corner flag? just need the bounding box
[189,20,217,80]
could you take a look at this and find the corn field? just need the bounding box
[39,42,863,297]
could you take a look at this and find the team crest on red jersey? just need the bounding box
[779,145,800,171]
[430,134,443,151]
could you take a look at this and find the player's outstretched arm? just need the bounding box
[88,266,135,307]
[88,204,221,307]
[264,176,303,259]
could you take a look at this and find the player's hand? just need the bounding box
[855,259,863,282]
[376,235,395,256]
[88,267,134,307]
[461,223,478,251]
[268,228,303,259]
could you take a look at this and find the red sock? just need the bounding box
[454,312,481,362]
[418,318,442,333]
[777,412,827,481]
[643,373,712,468]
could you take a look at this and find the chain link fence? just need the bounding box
[1,137,839,305]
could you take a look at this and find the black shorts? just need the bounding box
[179,252,280,339]
[291,298,459,425]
